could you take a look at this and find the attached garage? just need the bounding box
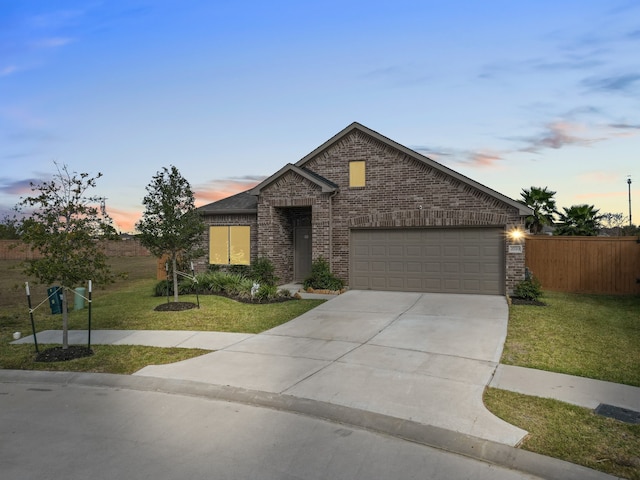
[350,228,505,295]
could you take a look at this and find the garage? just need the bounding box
[350,228,505,295]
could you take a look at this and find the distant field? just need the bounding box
[0,256,157,310]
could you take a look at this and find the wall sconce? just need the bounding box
[509,228,525,242]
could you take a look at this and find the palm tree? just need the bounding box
[554,204,602,236]
[519,187,558,234]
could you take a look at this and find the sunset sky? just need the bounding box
[1,0,638,232]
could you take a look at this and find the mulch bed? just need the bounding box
[35,346,94,362]
[154,302,198,311]
[510,297,546,306]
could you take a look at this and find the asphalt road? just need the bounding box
[1,380,542,480]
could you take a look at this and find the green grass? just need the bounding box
[0,344,208,374]
[0,257,324,372]
[502,291,640,386]
[485,388,640,480]
[484,290,640,479]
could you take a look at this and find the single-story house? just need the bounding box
[198,122,532,295]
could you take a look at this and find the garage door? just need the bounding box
[350,228,504,294]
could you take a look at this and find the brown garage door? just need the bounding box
[350,228,504,294]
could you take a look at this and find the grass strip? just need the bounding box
[484,388,640,480]
[0,344,209,374]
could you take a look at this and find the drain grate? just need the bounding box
[594,404,640,424]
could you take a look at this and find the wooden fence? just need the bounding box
[0,239,150,260]
[525,236,640,295]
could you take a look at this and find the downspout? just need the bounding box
[328,189,339,273]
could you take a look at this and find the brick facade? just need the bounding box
[200,124,529,294]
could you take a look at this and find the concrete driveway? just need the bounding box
[136,290,527,446]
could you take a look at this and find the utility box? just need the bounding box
[74,287,86,310]
[48,286,62,315]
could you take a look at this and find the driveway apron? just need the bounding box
[135,290,527,446]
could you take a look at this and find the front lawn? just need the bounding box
[485,291,640,479]
[0,257,324,372]
[501,291,640,386]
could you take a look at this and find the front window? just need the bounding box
[209,226,250,265]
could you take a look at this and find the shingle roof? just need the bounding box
[197,190,257,215]
[249,164,338,195]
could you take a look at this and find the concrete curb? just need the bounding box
[0,369,618,480]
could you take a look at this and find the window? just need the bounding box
[209,226,250,265]
[349,161,366,187]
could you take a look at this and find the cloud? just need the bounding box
[31,37,74,49]
[0,65,19,76]
[0,177,41,195]
[193,177,265,206]
[410,145,454,160]
[104,205,141,234]
[411,144,504,169]
[518,121,603,153]
[463,151,504,168]
[582,73,640,93]
[609,122,640,130]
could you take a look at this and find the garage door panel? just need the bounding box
[350,228,504,295]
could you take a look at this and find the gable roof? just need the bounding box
[249,163,338,195]
[198,122,533,217]
[198,190,257,215]
[295,122,532,216]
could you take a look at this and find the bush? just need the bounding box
[513,270,542,301]
[252,283,278,301]
[227,264,250,276]
[303,257,344,291]
[250,257,279,286]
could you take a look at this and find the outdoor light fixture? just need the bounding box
[509,228,524,241]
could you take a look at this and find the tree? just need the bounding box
[16,162,117,349]
[136,166,205,302]
[600,212,627,236]
[0,215,20,239]
[554,204,602,236]
[519,186,558,234]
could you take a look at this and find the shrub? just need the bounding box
[198,271,226,293]
[513,270,542,301]
[154,279,172,297]
[303,257,344,291]
[220,273,252,296]
[253,283,278,301]
[227,264,250,276]
[250,257,279,286]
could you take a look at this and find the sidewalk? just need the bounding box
[12,328,640,416]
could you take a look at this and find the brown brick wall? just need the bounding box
[199,214,258,272]
[257,129,526,293]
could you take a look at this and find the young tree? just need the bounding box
[16,162,117,349]
[554,204,602,236]
[519,186,558,234]
[136,166,205,302]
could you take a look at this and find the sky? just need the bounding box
[1,0,638,233]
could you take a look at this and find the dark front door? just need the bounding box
[294,226,312,281]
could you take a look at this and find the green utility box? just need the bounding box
[48,286,62,315]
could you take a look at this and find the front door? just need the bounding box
[294,226,312,281]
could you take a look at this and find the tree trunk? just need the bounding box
[172,255,179,302]
[61,289,69,349]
